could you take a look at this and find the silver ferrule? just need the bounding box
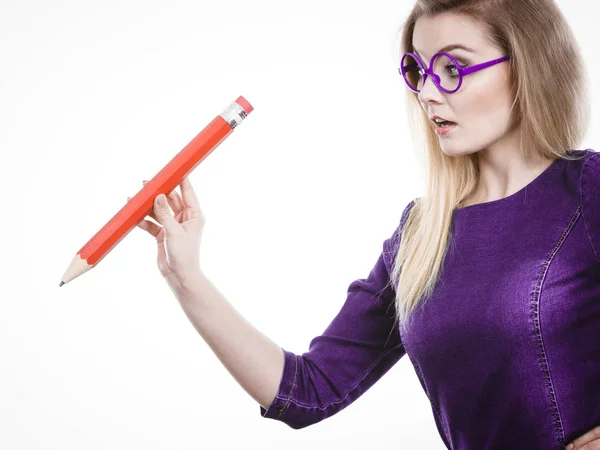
[220,101,248,129]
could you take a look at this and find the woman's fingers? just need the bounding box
[142,180,183,218]
[137,218,162,237]
[166,188,183,215]
[129,179,192,226]
[180,176,203,220]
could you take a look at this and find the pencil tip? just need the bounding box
[59,281,64,287]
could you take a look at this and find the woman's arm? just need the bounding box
[170,272,285,411]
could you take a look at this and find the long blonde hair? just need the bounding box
[390,0,590,333]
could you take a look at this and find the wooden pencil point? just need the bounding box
[60,254,93,286]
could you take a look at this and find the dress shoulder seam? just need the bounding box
[579,151,600,262]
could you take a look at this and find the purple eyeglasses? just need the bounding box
[399,51,511,94]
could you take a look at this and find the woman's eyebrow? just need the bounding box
[413,43,476,59]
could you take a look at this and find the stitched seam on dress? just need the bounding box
[398,323,452,448]
[275,354,298,419]
[280,346,401,411]
[529,205,580,447]
[579,152,600,262]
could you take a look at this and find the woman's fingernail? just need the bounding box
[566,444,574,450]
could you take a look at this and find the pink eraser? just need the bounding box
[236,96,253,114]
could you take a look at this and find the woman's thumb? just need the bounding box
[153,194,179,234]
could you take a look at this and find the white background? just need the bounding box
[0,1,597,449]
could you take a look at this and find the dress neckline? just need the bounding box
[453,154,569,215]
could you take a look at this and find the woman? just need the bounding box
[130,0,599,448]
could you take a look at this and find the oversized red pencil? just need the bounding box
[60,96,254,287]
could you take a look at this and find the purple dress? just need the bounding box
[260,148,600,449]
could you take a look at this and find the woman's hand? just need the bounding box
[566,425,600,449]
[128,176,206,287]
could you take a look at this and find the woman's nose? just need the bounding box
[418,74,444,102]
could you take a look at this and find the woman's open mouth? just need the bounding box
[435,120,457,135]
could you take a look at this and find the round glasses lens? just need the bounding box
[402,53,462,92]
[402,54,423,91]
[432,53,461,92]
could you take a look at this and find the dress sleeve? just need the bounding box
[580,151,600,262]
[259,200,417,429]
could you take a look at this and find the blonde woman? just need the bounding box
[132,1,599,448]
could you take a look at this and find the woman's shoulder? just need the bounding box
[578,148,600,262]
[579,148,600,196]
[579,148,600,169]
[384,198,419,254]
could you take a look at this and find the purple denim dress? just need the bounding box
[260,148,600,450]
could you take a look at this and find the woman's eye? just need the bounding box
[446,64,468,77]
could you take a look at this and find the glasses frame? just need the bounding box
[399,51,511,94]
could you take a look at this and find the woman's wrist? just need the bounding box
[165,270,205,297]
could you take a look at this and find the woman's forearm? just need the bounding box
[168,272,284,410]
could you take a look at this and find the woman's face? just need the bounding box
[411,12,515,158]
